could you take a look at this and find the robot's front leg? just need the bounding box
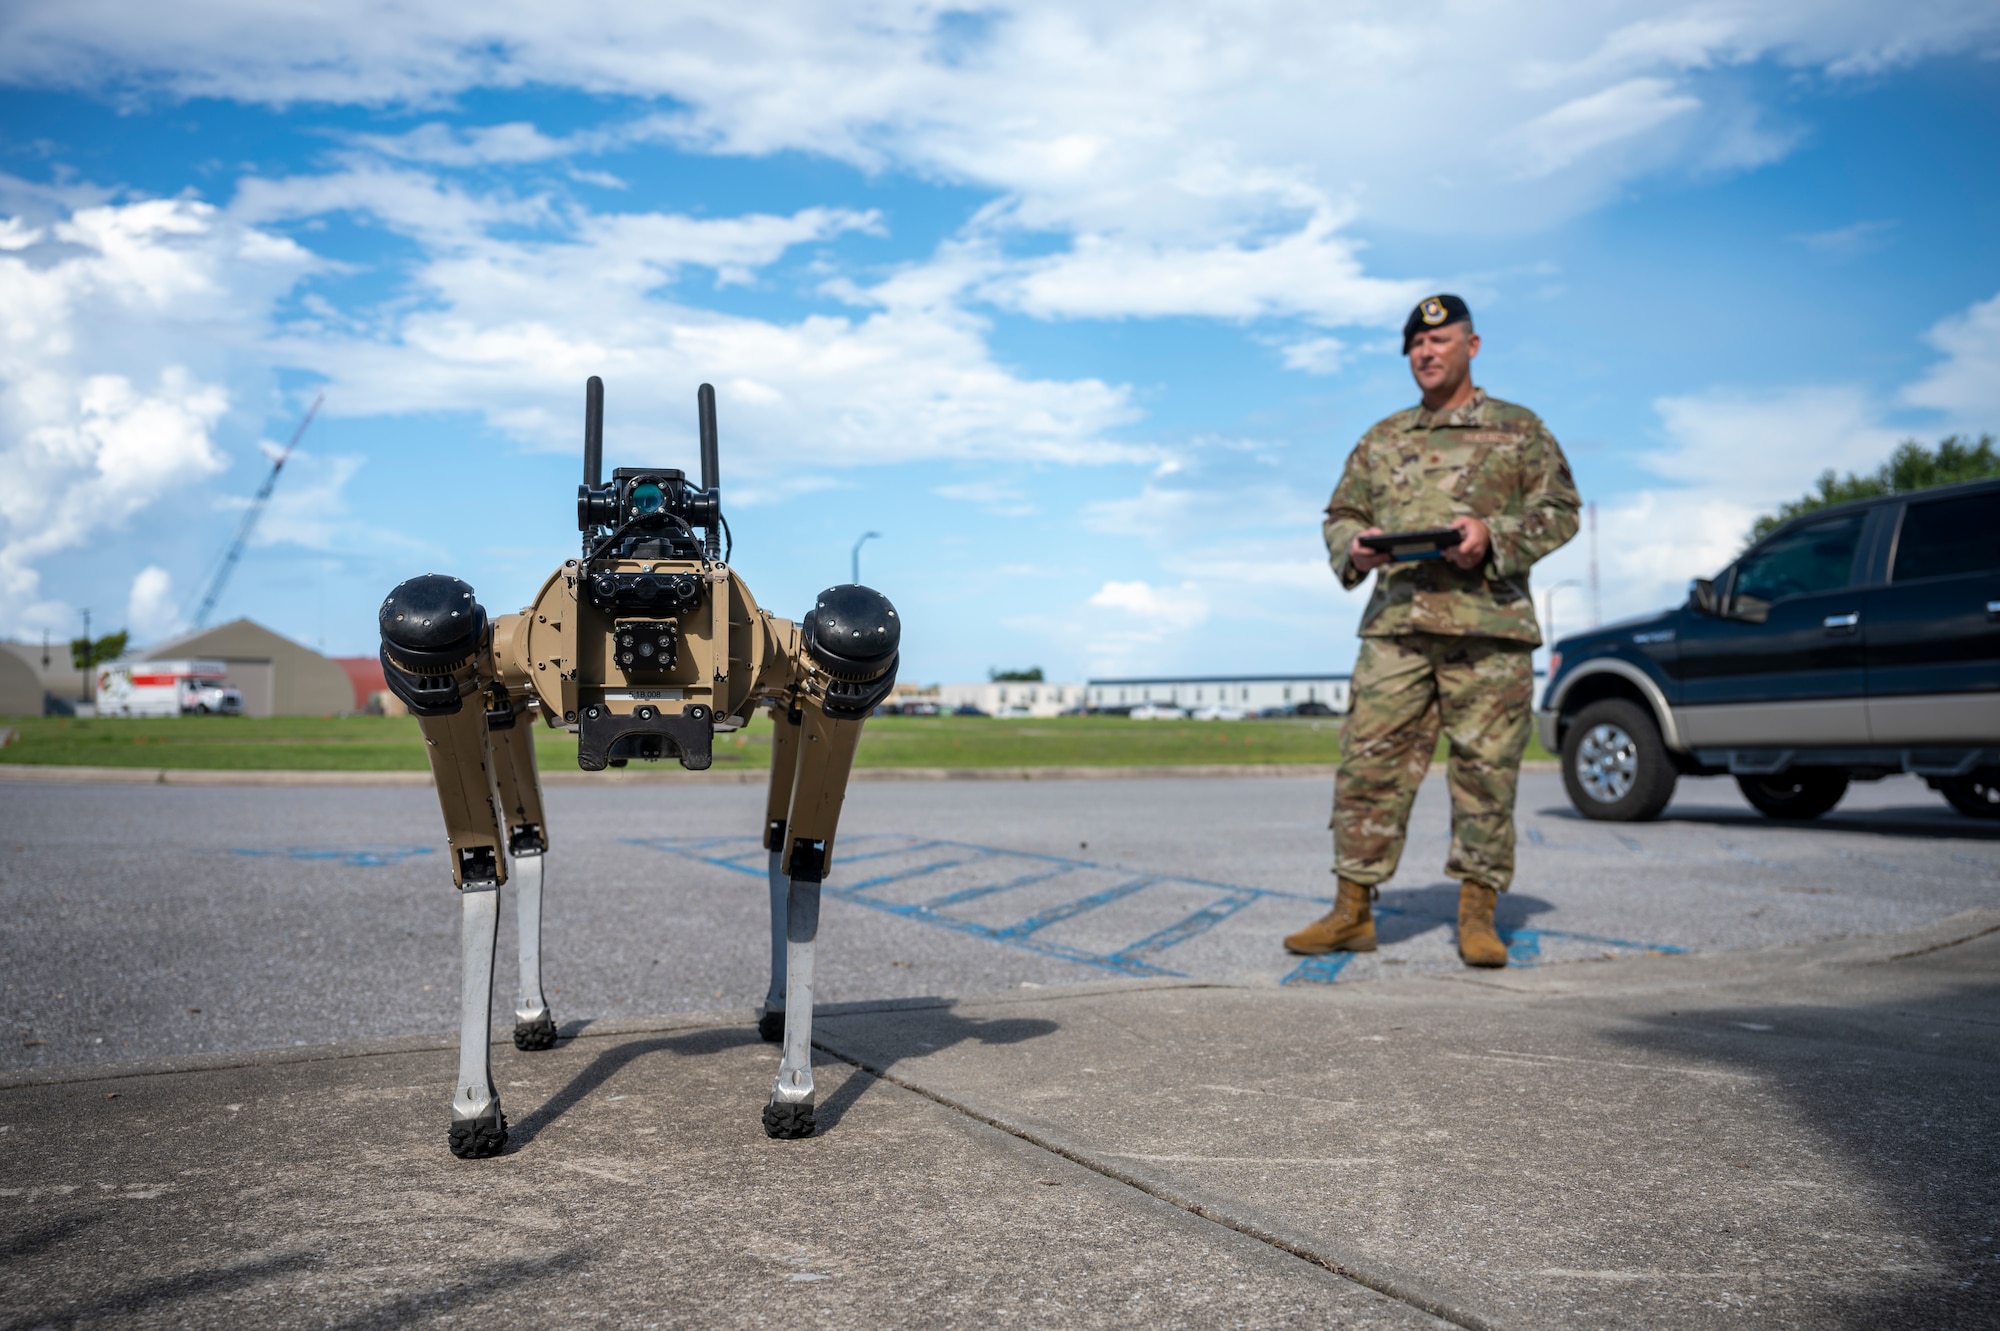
[758,704,804,1043]
[762,705,865,1139]
[766,871,821,1139]
[380,574,512,1160]
[762,585,900,1139]
[452,883,506,1158]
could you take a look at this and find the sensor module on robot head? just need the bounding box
[575,377,728,564]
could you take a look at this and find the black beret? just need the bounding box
[1402,294,1471,353]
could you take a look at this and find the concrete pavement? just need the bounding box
[6,772,1996,1073]
[4,909,1995,1329]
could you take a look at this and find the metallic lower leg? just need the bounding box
[511,852,557,1050]
[450,885,508,1158]
[763,877,820,1138]
[757,849,789,1041]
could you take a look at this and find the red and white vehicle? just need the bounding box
[95,660,245,718]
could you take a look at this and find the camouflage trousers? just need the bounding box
[1333,633,1534,892]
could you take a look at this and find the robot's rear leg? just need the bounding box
[450,884,508,1158]
[511,851,557,1050]
[758,848,787,1043]
[762,875,820,1139]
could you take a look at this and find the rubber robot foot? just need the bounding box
[756,1008,785,1043]
[513,1013,558,1051]
[447,1109,509,1159]
[762,1098,816,1139]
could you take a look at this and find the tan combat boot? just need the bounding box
[1284,878,1377,955]
[1457,881,1508,968]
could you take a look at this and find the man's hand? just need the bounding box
[1348,527,1391,574]
[1444,515,1490,570]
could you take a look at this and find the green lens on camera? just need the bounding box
[630,481,665,515]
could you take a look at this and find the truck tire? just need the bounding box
[1736,770,1849,820]
[1937,773,2000,819]
[1562,698,1677,822]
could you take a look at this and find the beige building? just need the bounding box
[0,638,89,710]
[136,619,357,717]
[0,646,43,716]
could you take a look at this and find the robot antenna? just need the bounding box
[697,383,720,559]
[583,376,605,488]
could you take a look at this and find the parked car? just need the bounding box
[1190,704,1249,721]
[1538,477,2000,821]
[1128,704,1190,720]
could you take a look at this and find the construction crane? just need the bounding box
[191,394,323,629]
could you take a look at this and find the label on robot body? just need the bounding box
[603,689,684,701]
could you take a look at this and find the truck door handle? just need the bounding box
[1823,612,1859,633]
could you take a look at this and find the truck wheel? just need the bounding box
[1562,698,1677,822]
[1736,770,1848,820]
[1937,773,2000,820]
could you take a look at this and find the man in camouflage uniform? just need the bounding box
[1284,294,1580,967]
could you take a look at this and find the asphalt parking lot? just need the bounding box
[4,770,1995,1071]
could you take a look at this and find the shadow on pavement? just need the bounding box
[0,1211,101,1264]
[323,1247,590,1330]
[1610,976,2000,1327]
[813,1004,1059,1134]
[1372,881,1556,945]
[1538,801,2000,842]
[1,1250,322,1331]
[508,1025,764,1152]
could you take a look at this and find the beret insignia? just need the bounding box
[1401,293,1471,352]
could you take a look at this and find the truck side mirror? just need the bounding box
[1689,577,1718,615]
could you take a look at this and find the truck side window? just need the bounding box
[1893,491,2000,582]
[1728,512,1863,623]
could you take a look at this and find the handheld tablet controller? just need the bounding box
[1358,527,1466,562]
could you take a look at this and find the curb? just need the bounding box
[0,760,1560,787]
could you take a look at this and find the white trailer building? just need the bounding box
[1086,674,1353,715]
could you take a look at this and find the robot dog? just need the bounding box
[378,378,898,1157]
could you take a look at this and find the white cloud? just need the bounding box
[1089,579,1210,628]
[976,206,1422,327]
[0,186,316,635]
[236,175,1144,470]
[1506,77,1701,181]
[7,2,1995,275]
[126,563,181,642]
[1903,289,2000,421]
[1644,386,1902,505]
[933,480,1037,516]
[1281,336,1349,376]
[1789,219,1897,258]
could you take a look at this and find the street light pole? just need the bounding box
[1543,580,1582,660]
[851,531,881,586]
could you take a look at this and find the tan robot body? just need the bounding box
[379,377,897,1157]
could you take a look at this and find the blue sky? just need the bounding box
[2,4,1998,682]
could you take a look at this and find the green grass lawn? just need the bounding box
[0,712,1552,771]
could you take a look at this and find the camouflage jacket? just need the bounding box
[1323,390,1580,645]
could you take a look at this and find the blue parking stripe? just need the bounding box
[626,834,1687,978]
[1282,953,1356,985]
[1111,892,1260,963]
[819,885,1185,978]
[844,850,1000,893]
[925,862,1078,907]
[991,876,1159,940]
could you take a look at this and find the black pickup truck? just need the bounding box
[1538,476,2000,821]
